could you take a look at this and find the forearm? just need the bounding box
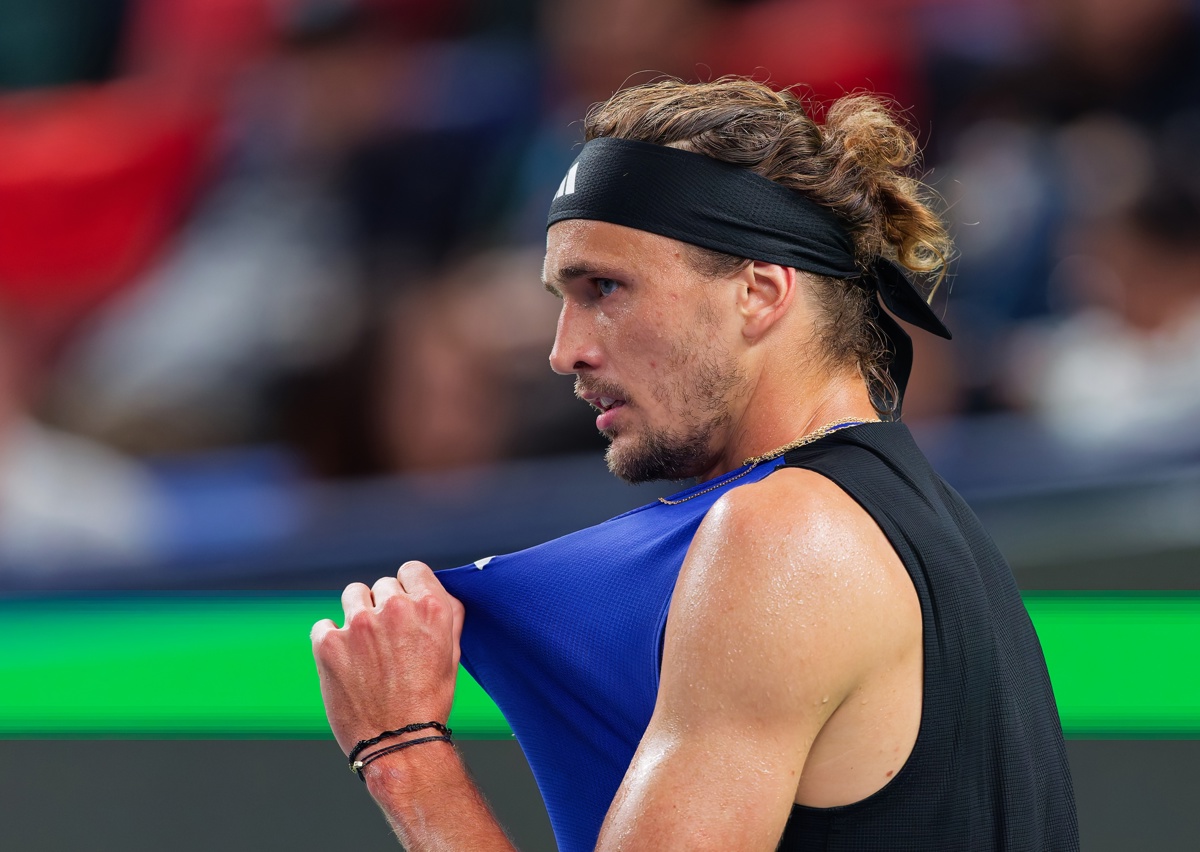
[362,738,518,852]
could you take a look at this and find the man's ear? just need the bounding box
[736,261,796,341]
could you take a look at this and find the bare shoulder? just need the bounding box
[704,465,867,536]
[685,465,906,600]
[668,466,920,707]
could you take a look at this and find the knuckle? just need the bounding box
[415,592,446,619]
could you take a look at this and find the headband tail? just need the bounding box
[868,304,913,418]
[872,260,952,340]
[865,260,951,419]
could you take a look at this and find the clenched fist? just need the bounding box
[311,560,466,755]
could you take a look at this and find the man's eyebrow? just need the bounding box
[542,263,601,296]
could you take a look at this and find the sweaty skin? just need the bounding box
[599,469,922,850]
[312,220,924,851]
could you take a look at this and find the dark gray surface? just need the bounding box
[0,739,555,852]
[2,738,1198,851]
[1065,739,1200,852]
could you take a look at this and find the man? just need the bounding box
[312,78,1078,851]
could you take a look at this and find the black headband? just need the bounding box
[546,137,951,414]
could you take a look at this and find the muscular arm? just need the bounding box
[595,469,920,851]
[311,562,515,852]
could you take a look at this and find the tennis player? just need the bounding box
[312,78,1078,851]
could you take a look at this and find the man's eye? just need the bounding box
[596,278,619,297]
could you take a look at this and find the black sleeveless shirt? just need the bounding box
[776,423,1078,851]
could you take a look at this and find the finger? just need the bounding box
[396,560,431,593]
[310,619,339,669]
[371,575,403,608]
[396,560,435,594]
[311,618,337,647]
[341,582,374,625]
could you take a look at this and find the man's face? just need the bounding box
[543,220,748,483]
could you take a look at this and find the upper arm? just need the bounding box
[596,470,912,851]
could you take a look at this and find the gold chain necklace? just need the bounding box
[656,419,879,506]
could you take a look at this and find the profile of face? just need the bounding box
[544,220,748,483]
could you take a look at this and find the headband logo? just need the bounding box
[553,163,578,200]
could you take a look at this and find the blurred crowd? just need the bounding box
[1,0,1198,572]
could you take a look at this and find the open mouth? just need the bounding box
[594,396,624,413]
[579,388,628,414]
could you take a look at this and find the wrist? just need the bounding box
[360,736,517,851]
[361,735,459,801]
[349,721,455,786]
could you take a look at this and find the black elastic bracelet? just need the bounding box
[352,735,454,781]
[347,721,452,767]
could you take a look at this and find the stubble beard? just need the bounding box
[603,343,745,484]
[605,421,714,484]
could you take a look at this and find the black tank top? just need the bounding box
[776,422,1078,851]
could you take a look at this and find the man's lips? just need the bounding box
[579,390,627,413]
[578,389,628,431]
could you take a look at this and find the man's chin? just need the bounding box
[603,434,708,485]
[604,438,655,484]
[605,457,659,485]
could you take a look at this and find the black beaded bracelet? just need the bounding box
[352,734,454,781]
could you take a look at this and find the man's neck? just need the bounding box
[695,377,878,483]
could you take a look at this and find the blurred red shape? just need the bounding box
[0,81,217,321]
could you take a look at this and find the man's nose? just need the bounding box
[549,302,598,375]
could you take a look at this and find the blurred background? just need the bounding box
[0,0,1197,849]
